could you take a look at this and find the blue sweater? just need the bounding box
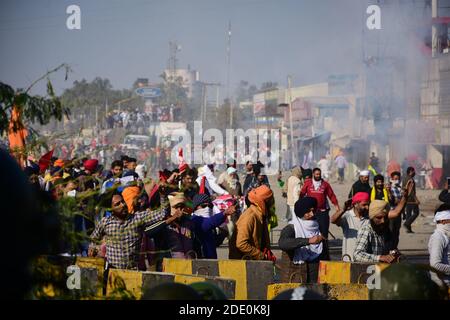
[191,213,226,259]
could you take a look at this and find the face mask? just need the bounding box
[391,180,399,185]
[194,207,211,218]
[436,223,450,238]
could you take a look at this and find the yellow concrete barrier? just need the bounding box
[318,261,351,284]
[107,269,143,299]
[162,258,275,300]
[267,283,301,300]
[318,261,389,285]
[267,283,369,300]
[107,269,236,299]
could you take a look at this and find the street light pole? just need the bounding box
[287,75,296,166]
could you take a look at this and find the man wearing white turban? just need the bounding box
[428,204,450,285]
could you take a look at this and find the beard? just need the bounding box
[370,219,386,234]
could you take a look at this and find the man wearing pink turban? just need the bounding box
[331,192,370,261]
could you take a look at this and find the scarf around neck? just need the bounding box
[312,179,322,191]
[436,223,450,238]
[290,215,322,264]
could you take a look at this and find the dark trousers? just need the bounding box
[338,168,345,181]
[316,210,330,260]
[404,204,420,229]
[389,215,402,249]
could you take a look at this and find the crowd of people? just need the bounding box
[282,163,449,286]
[13,144,449,294]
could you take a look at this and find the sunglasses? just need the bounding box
[200,203,213,209]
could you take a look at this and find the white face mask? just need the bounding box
[194,207,212,218]
[391,180,399,185]
[436,223,450,238]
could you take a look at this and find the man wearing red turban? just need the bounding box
[330,192,370,261]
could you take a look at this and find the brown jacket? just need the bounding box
[228,204,270,260]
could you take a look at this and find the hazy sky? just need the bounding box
[0,0,369,96]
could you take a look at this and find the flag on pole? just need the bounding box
[38,149,54,173]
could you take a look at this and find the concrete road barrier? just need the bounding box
[162,258,275,300]
[106,269,236,299]
[318,261,388,285]
[267,283,369,300]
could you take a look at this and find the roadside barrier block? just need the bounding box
[107,269,236,299]
[107,269,143,299]
[318,261,389,285]
[163,258,275,300]
[267,283,369,300]
[318,261,351,284]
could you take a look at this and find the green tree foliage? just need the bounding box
[61,77,135,112]
[0,63,71,137]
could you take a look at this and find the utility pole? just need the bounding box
[432,0,439,58]
[201,82,221,124]
[287,75,296,166]
[226,21,232,127]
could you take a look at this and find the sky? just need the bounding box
[0,0,376,96]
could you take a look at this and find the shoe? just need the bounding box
[403,224,413,233]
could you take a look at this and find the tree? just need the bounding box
[0,64,71,137]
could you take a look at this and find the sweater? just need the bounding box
[228,205,270,260]
[299,179,338,211]
[428,228,450,284]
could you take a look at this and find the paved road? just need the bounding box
[217,172,440,263]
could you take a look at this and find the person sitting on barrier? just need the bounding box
[353,200,402,264]
[228,185,274,260]
[331,192,369,262]
[88,192,165,270]
[428,204,450,286]
[278,197,325,264]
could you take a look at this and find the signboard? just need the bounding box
[135,87,162,98]
[159,122,187,137]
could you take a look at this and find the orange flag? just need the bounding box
[8,105,28,168]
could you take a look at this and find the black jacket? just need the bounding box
[348,180,371,199]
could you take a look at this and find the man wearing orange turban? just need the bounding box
[229,185,274,260]
[122,186,141,214]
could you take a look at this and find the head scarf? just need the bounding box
[352,192,370,205]
[192,193,211,210]
[373,174,384,184]
[122,186,141,213]
[368,200,390,219]
[54,159,65,168]
[168,192,186,208]
[227,167,237,175]
[247,184,273,215]
[294,197,318,218]
[360,170,370,177]
[434,210,450,223]
[291,166,302,179]
[84,159,99,172]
